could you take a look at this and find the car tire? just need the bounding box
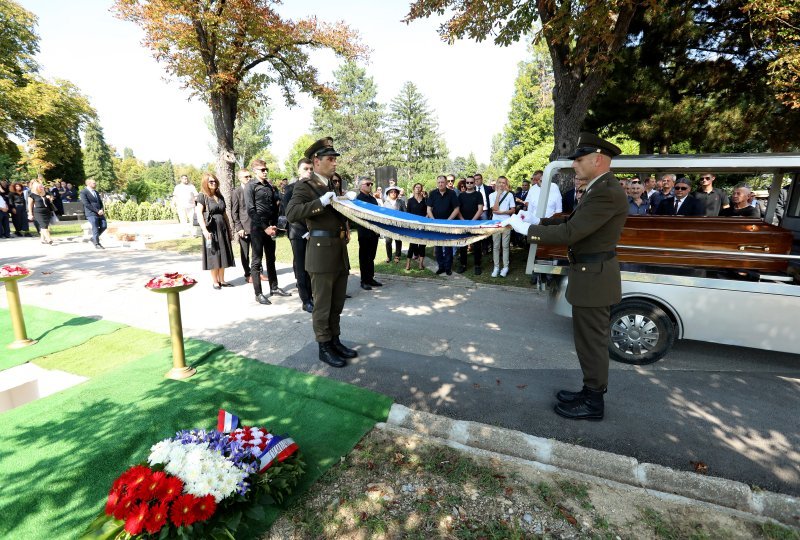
[608,300,675,365]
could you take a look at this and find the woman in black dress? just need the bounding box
[26,180,55,244]
[405,182,427,270]
[195,173,234,289]
[9,183,31,237]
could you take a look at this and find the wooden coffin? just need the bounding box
[533,216,794,273]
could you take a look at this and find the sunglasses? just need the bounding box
[256,168,268,172]
[674,186,689,191]
[577,189,586,194]
[466,182,474,184]
[700,176,712,180]
[363,182,373,186]
[208,180,218,184]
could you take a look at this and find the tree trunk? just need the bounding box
[209,91,238,213]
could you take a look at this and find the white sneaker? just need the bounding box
[491,266,500,277]
[500,267,509,277]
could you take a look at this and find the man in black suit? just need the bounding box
[655,177,704,216]
[355,177,381,290]
[283,158,314,312]
[80,178,106,249]
[473,172,494,253]
[231,169,257,283]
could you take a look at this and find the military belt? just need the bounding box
[567,249,616,264]
[309,229,345,239]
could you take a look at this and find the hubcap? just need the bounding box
[610,313,660,356]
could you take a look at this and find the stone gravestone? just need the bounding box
[375,166,398,193]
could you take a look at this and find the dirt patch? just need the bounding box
[265,428,798,539]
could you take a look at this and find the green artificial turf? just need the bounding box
[0,306,124,371]
[0,335,392,539]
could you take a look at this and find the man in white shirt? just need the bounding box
[488,176,517,277]
[523,170,562,219]
[172,175,198,227]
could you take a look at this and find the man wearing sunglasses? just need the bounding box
[286,137,356,368]
[245,159,292,304]
[692,172,730,216]
[655,177,704,216]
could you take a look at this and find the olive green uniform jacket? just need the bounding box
[285,173,350,273]
[527,172,628,307]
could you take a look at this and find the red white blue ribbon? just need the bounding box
[217,409,239,433]
[257,434,299,472]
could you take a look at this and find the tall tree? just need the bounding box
[114,0,364,207]
[83,120,117,191]
[205,101,274,171]
[312,61,388,181]
[404,0,649,160]
[283,134,315,175]
[387,81,447,182]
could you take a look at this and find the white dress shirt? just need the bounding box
[524,182,563,218]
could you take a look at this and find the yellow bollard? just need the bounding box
[1,272,37,349]
[146,278,196,380]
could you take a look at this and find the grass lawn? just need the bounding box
[145,230,539,286]
[26,222,85,237]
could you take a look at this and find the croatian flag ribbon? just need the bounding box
[257,434,299,472]
[217,409,239,433]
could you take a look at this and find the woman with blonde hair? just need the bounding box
[196,173,234,289]
[27,179,55,244]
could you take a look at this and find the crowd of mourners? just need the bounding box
[0,178,80,242]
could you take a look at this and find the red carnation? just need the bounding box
[158,475,184,502]
[124,502,148,535]
[170,494,198,527]
[192,494,217,522]
[105,489,121,516]
[112,494,137,521]
[141,470,167,501]
[145,501,170,534]
[118,465,152,497]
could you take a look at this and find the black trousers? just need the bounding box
[250,227,278,296]
[458,244,482,268]
[290,237,312,303]
[385,238,402,260]
[359,234,379,284]
[238,233,251,278]
[407,243,425,259]
[572,305,611,390]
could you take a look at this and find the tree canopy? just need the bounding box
[83,119,118,192]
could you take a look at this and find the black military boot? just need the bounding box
[319,341,346,368]
[331,336,358,359]
[554,387,605,420]
[556,385,590,403]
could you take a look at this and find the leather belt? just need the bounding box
[309,229,345,239]
[567,249,616,264]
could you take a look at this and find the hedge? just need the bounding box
[105,200,178,222]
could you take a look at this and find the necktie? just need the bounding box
[674,199,680,215]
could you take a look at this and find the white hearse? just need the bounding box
[527,154,800,364]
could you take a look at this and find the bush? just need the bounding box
[103,199,179,222]
[137,202,151,221]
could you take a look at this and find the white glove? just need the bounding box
[345,190,358,201]
[501,213,532,235]
[319,191,336,207]
[519,211,541,225]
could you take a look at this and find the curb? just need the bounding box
[385,404,800,528]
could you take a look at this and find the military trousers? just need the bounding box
[309,269,348,343]
[571,305,611,390]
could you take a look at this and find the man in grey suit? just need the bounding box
[504,133,628,421]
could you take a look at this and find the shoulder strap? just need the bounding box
[498,191,510,206]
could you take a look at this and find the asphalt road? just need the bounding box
[3,236,799,495]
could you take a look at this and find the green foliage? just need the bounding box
[82,120,117,192]
[104,199,177,221]
[505,141,554,186]
[387,81,448,182]
[502,39,554,170]
[283,134,315,175]
[136,201,151,221]
[142,160,175,200]
[312,61,388,181]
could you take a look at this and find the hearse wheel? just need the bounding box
[609,300,675,365]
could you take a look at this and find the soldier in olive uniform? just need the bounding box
[504,133,628,420]
[285,137,357,368]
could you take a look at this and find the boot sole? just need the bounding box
[553,406,604,421]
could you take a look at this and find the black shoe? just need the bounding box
[219,281,233,287]
[95,243,104,249]
[474,266,482,275]
[360,283,372,291]
[556,386,590,404]
[367,279,382,287]
[302,301,314,313]
[270,287,292,297]
[435,268,446,275]
[331,336,358,359]
[212,283,222,290]
[446,270,452,276]
[319,341,346,368]
[554,388,605,420]
[455,265,466,274]
[255,294,272,305]
[345,294,352,299]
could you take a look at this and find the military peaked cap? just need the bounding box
[566,133,622,160]
[304,137,341,160]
